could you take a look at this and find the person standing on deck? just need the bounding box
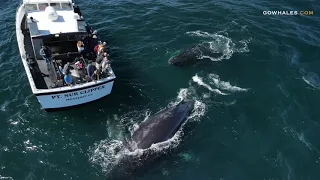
[64,71,73,86]
[101,54,110,74]
[73,5,82,18]
[39,45,52,65]
[63,62,71,75]
[77,40,85,56]
[87,60,95,76]
[86,60,96,81]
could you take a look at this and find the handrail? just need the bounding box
[16,2,23,12]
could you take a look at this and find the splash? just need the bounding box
[128,110,151,136]
[188,100,206,122]
[0,176,13,180]
[208,73,249,92]
[89,139,127,174]
[89,123,185,175]
[192,74,228,95]
[186,30,250,61]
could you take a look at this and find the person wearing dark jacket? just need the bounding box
[39,45,52,64]
[73,6,82,18]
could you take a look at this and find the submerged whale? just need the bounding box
[168,47,202,66]
[105,100,195,179]
[130,100,195,149]
[168,45,224,66]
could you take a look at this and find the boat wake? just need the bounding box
[186,30,251,61]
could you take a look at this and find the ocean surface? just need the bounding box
[1,0,320,179]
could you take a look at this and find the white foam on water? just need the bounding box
[23,140,38,151]
[89,139,127,174]
[0,176,13,180]
[192,74,228,95]
[177,88,188,101]
[167,88,191,108]
[0,101,9,112]
[187,100,206,122]
[298,132,314,151]
[302,73,320,89]
[236,39,251,53]
[186,30,250,62]
[202,93,211,99]
[208,73,249,92]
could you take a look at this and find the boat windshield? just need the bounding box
[50,3,61,10]
[25,4,37,11]
[61,3,72,9]
[38,3,48,10]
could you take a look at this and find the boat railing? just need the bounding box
[16,2,23,12]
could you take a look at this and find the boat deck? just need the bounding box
[36,59,57,88]
[23,29,49,89]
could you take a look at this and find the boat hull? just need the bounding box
[36,80,114,109]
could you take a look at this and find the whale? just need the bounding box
[168,45,224,66]
[105,100,196,179]
[130,100,195,149]
[168,47,202,66]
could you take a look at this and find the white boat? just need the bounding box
[16,0,116,110]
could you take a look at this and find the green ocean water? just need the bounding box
[1,0,320,179]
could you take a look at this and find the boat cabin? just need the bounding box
[23,0,86,60]
[20,0,108,89]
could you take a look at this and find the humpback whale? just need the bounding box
[168,47,202,66]
[104,100,195,179]
[168,44,224,66]
[131,100,195,149]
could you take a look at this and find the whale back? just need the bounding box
[168,47,202,66]
[131,100,195,149]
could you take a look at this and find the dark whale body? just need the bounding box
[105,100,196,179]
[168,45,224,66]
[131,100,195,149]
[168,47,202,66]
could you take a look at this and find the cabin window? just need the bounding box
[38,3,49,10]
[67,35,76,41]
[61,3,71,9]
[50,3,61,10]
[25,4,38,11]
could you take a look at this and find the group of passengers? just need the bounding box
[39,29,112,87]
[83,41,111,81]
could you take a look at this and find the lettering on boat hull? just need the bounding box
[36,81,114,109]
